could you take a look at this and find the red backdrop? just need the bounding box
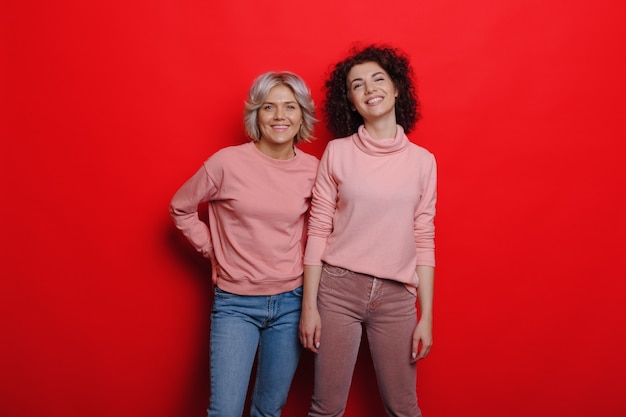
[2,0,626,416]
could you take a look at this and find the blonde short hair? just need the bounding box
[244,71,317,143]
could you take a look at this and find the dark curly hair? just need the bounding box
[323,44,420,138]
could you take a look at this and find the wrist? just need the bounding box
[418,311,433,321]
[302,298,318,310]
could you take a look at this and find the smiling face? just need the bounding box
[347,61,398,125]
[257,84,303,151]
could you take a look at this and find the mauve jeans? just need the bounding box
[309,263,422,417]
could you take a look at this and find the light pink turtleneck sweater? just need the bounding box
[170,142,319,295]
[304,125,436,288]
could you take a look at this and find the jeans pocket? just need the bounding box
[290,285,304,298]
[322,263,351,278]
[214,286,237,299]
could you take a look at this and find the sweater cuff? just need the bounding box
[303,236,326,266]
[415,251,436,267]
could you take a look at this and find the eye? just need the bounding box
[287,104,297,110]
[263,105,273,111]
[375,77,384,82]
[352,83,363,90]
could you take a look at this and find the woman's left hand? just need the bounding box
[411,317,433,363]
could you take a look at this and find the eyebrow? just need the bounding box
[349,71,385,86]
[262,100,298,105]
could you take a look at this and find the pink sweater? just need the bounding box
[170,142,319,295]
[304,125,436,288]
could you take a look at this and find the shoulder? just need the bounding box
[324,135,355,154]
[408,142,436,162]
[404,142,437,178]
[212,142,251,159]
[294,150,320,176]
[332,135,355,146]
[296,149,320,165]
[205,142,251,164]
[201,143,253,177]
[317,136,356,168]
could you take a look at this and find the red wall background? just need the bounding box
[2,0,625,416]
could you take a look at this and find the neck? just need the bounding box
[255,140,296,160]
[363,119,397,140]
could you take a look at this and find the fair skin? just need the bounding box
[208,84,303,283]
[299,61,434,362]
[347,61,398,139]
[255,84,303,160]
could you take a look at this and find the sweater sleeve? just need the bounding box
[304,144,337,266]
[169,163,216,258]
[414,153,437,267]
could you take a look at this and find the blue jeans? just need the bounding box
[208,286,303,417]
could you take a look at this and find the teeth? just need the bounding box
[367,97,383,104]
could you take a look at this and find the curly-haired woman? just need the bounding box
[299,45,437,417]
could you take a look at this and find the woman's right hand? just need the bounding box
[299,303,321,353]
[208,252,218,284]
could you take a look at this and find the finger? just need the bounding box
[299,330,317,352]
[299,328,311,348]
[309,327,320,353]
[411,338,420,363]
[417,342,432,361]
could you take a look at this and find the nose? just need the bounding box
[364,82,375,94]
[273,107,285,119]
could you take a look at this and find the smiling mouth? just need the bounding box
[366,97,383,105]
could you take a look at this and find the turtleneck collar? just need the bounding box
[352,124,410,156]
